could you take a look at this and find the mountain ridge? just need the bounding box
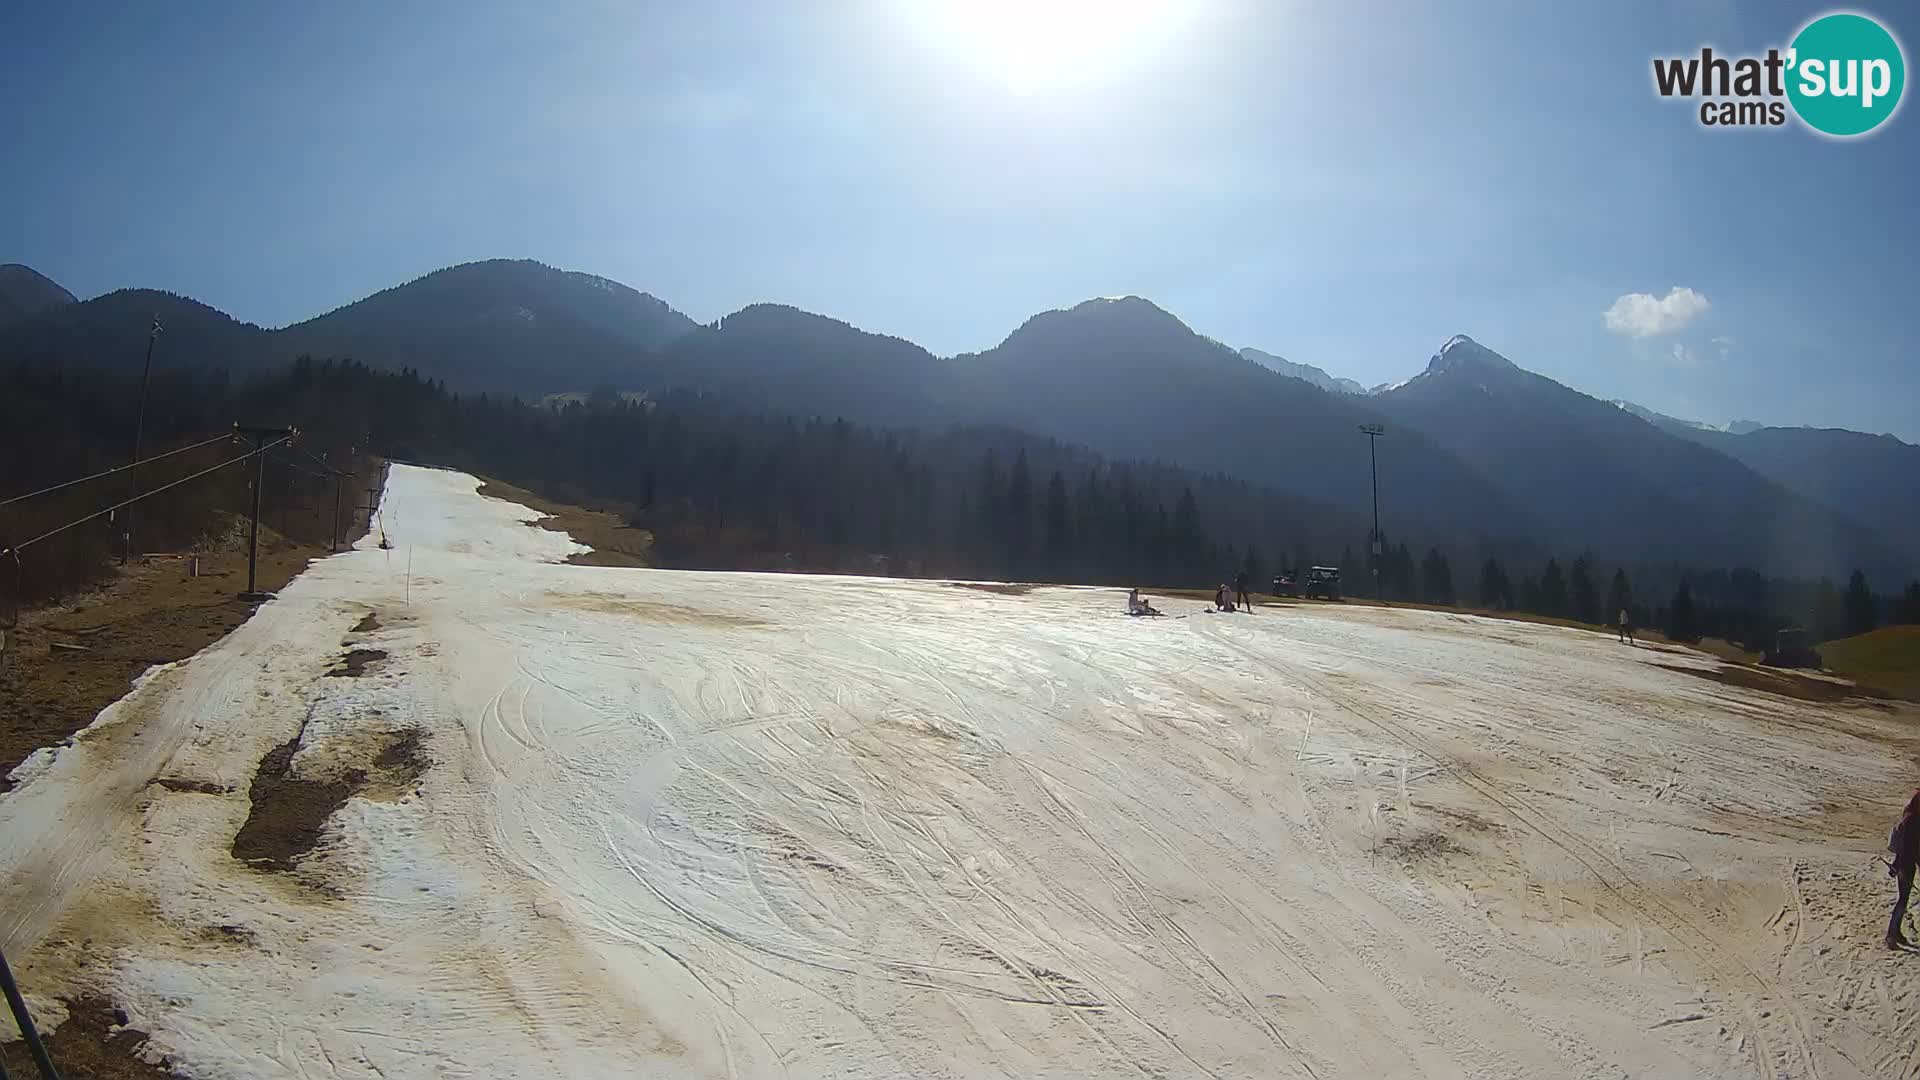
[0,264,78,325]
[1238,347,1368,395]
[2,259,1910,579]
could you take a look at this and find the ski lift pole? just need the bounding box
[0,946,61,1080]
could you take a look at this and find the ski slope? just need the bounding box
[3,464,1919,1079]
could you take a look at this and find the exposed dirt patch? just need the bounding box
[1,996,185,1079]
[231,724,430,873]
[364,729,431,801]
[1380,830,1468,863]
[200,922,258,946]
[350,611,380,634]
[0,532,329,792]
[325,647,388,678]
[231,734,362,873]
[545,592,769,629]
[946,582,1039,596]
[1655,661,1893,705]
[151,777,229,795]
[476,479,652,567]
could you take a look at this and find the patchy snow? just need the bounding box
[2,464,1917,1079]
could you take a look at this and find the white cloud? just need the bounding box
[1711,335,1734,357]
[1670,342,1700,366]
[1603,287,1711,337]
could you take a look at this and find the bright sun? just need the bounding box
[921,0,1184,95]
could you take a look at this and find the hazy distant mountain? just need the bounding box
[0,259,696,393]
[1238,347,1367,395]
[278,260,696,391]
[1727,420,1765,435]
[1653,422,1920,566]
[1373,335,1906,579]
[948,299,1527,542]
[0,264,76,325]
[648,303,950,422]
[1611,398,1720,432]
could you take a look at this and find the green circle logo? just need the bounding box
[1787,12,1905,136]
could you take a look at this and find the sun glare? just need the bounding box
[921,0,1184,95]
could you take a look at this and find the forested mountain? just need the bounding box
[0,264,76,325]
[278,260,696,391]
[1649,421,1920,560]
[647,303,951,424]
[2,259,1911,582]
[1371,336,1907,581]
[949,298,1530,547]
[0,260,694,393]
[0,288,270,371]
[0,357,1371,602]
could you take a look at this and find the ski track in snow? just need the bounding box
[3,464,1920,1078]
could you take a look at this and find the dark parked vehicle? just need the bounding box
[1272,570,1298,597]
[1304,566,1342,601]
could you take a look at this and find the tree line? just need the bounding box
[6,356,1916,648]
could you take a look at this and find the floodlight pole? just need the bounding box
[235,424,297,601]
[121,316,162,564]
[1359,424,1385,599]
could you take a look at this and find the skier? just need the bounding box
[1234,569,1251,612]
[1890,791,1920,949]
[1618,607,1635,645]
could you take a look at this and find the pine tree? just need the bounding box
[1811,578,1843,641]
[1569,556,1598,624]
[1242,545,1267,596]
[1539,558,1569,617]
[1904,581,1920,625]
[1606,568,1633,626]
[1006,447,1036,576]
[1044,470,1073,578]
[1422,548,1455,606]
[1390,542,1416,601]
[1173,487,1203,572]
[1844,570,1876,637]
[1666,579,1699,643]
[1478,557,1510,610]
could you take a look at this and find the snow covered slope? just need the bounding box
[3,465,1916,1079]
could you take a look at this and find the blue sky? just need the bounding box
[4,1,1916,437]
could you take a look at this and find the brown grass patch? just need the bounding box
[946,582,1040,596]
[1655,661,1893,705]
[476,479,652,568]
[350,611,380,634]
[0,530,329,793]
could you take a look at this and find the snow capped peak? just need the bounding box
[1424,334,1518,376]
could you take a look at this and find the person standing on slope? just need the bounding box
[1888,791,1920,949]
[1618,608,1635,645]
[1234,569,1251,613]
